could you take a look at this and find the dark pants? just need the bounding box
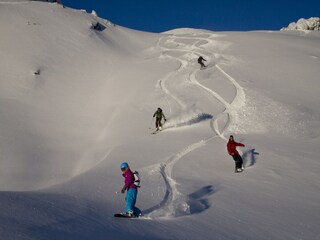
[155,118,162,129]
[199,62,205,68]
[232,154,243,170]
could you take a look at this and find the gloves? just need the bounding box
[121,187,126,194]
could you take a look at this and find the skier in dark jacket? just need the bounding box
[227,135,245,173]
[153,108,166,130]
[198,56,206,69]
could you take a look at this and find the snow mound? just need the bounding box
[281,17,320,31]
[91,10,98,17]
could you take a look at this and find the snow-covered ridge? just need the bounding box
[281,17,320,31]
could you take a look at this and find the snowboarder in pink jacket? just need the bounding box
[120,162,141,217]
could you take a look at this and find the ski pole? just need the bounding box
[149,117,154,129]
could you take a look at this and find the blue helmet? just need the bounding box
[120,162,129,169]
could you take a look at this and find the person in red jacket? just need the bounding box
[227,135,245,173]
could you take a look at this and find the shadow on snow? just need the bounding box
[165,113,213,130]
[243,148,260,168]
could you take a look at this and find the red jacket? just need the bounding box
[227,140,245,156]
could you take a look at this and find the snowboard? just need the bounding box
[151,129,161,135]
[114,213,136,218]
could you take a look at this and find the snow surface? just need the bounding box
[1,1,320,240]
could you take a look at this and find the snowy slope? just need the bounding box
[1,2,320,240]
[0,1,160,191]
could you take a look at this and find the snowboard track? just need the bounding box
[145,32,246,218]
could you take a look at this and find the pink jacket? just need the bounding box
[122,168,137,190]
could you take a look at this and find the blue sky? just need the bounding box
[63,0,320,32]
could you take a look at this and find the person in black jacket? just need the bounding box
[198,56,206,69]
[153,108,166,130]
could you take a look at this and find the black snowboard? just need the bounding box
[114,213,135,218]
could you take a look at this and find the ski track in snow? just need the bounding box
[144,32,246,218]
[0,1,29,4]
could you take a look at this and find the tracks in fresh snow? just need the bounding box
[145,32,245,218]
[0,1,35,4]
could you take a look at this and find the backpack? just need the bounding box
[133,171,141,188]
